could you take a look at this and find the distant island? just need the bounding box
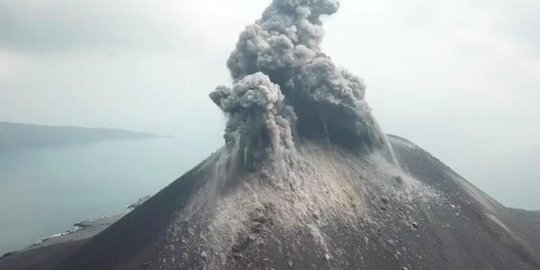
[0,122,161,151]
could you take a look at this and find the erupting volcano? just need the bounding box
[2,0,540,270]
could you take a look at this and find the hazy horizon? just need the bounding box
[1,0,539,209]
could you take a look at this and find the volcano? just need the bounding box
[2,0,540,269]
[2,135,540,270]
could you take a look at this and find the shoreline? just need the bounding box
[1,195,151,258]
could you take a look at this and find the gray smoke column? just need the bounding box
[211,0,390,169]
[211,72,296,170]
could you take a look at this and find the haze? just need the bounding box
[0,0,538,208]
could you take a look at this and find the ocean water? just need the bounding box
[0,137,220,255]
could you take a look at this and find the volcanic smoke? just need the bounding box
[211,0,397,170]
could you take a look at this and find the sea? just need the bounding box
[0,136,220,255]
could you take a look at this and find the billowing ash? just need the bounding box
[210,72,296,170]
[211,0,389,169]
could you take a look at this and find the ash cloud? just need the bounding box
[212,0,388,168]
[211,72,296,170]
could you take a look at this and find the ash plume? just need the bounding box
[211,0,390,169]
[211,72,296,170]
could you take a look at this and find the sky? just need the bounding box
[0,0,538,208]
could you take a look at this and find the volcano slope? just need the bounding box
[2,135,540,270]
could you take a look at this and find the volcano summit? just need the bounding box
[2,0,540,270]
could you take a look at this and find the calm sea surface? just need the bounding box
[0,137,219,255]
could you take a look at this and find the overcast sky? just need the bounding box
[0,0,538,208]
